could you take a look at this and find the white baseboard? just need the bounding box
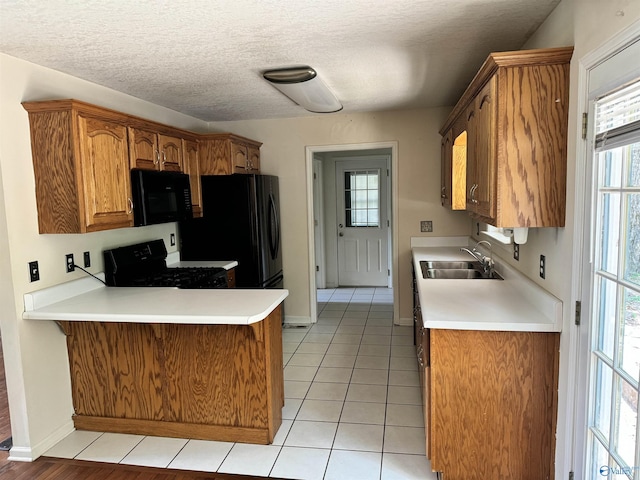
[9,419,75,462]
[284,315,313,326]
[395,317,413,327]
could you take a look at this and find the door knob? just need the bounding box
[339,232,344,236]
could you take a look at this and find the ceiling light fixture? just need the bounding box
[263,66,342,113]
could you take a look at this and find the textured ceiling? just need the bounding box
[0,0,560,121]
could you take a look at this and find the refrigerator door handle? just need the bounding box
[268,193,280,260]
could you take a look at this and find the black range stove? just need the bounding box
[104,239,228,289]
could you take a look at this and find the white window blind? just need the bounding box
[596,80,640,150]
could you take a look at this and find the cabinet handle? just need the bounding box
[162,151,166,165]
[127,197,133,214]
[154,150,160,165]
[417,344,425,368]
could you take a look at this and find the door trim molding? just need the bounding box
[305,142,399,323]
[568,18,640,480]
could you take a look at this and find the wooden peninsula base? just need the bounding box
[57,305,284,444]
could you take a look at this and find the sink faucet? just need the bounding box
[460,240,494,275]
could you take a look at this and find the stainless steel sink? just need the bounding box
[419,260,503,280]
[421,261,483,270]
[422,268,503,280]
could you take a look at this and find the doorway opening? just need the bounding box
[306,142,398,324]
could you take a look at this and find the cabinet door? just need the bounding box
[440,131,452,208]
[77,115,133,231]
[231,141,249,173]
[465,104,478,211]
[183,139,202,217]
[128,126,159,170]
[421,328,431,461]
[247,145,261,173]
[474,77,497,220]
[158,134,183,172]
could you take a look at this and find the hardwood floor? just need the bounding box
[0,337,281,480]
[0,457,286,480]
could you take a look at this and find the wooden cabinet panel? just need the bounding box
[62,305,284,444]
[183,139,202,217]
[466,77,496,219]
[496,63,569,227]
[226,268,236,288]
[128,127,158,170]
[129,128,184,172]
[77,116,133,232]
[23,99,135,233]
[439,47,572,228]
[430,329,559,480]
[23,99,261,232]
[247,144,261,173]
[158,134,183,172]
[199,134,262,176]
[64,321,164,420]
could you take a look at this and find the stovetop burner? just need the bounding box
[104,240,228,289]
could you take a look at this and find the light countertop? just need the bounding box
[412,243,562,332]
[23,275,287,325]
[165,252,238,270]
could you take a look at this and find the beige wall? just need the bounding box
[0,53,210,458]
[209,109,472,323]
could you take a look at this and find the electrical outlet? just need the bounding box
[540,254,546,279]
[420,221,433,233]
[66,253,75,273]
[84,251,91,268]
[29,261,39,282]
[513,243,520,261]
[170,233,176,246]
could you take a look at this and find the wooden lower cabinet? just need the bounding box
[427,329,559,480]
[57,305,284,444]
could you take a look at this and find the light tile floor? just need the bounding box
[43,287,437,479]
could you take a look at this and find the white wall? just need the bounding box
[0,53,210,459]
[209,109,472,323]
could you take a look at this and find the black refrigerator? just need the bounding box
[179,174,283,289]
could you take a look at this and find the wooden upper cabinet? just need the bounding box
[158,134,183,172]
[199,133,262,175]
[129,127,184,172]
[22,100,134,233]
[440,131,452,208]
[183,139,202,217]
[439,46,573,227]
[467,77,496,219]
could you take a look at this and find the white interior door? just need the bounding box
[336,158,389,286]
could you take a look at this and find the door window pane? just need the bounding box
[626,142,640,187]
[613,375,637,468]
[594,359,614,441]
[597,278,618,360]
[624,193,640,287]
[591,436,610,476]
[599,192,620,276]
[344,170,380,227]
[620,288,640,383]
